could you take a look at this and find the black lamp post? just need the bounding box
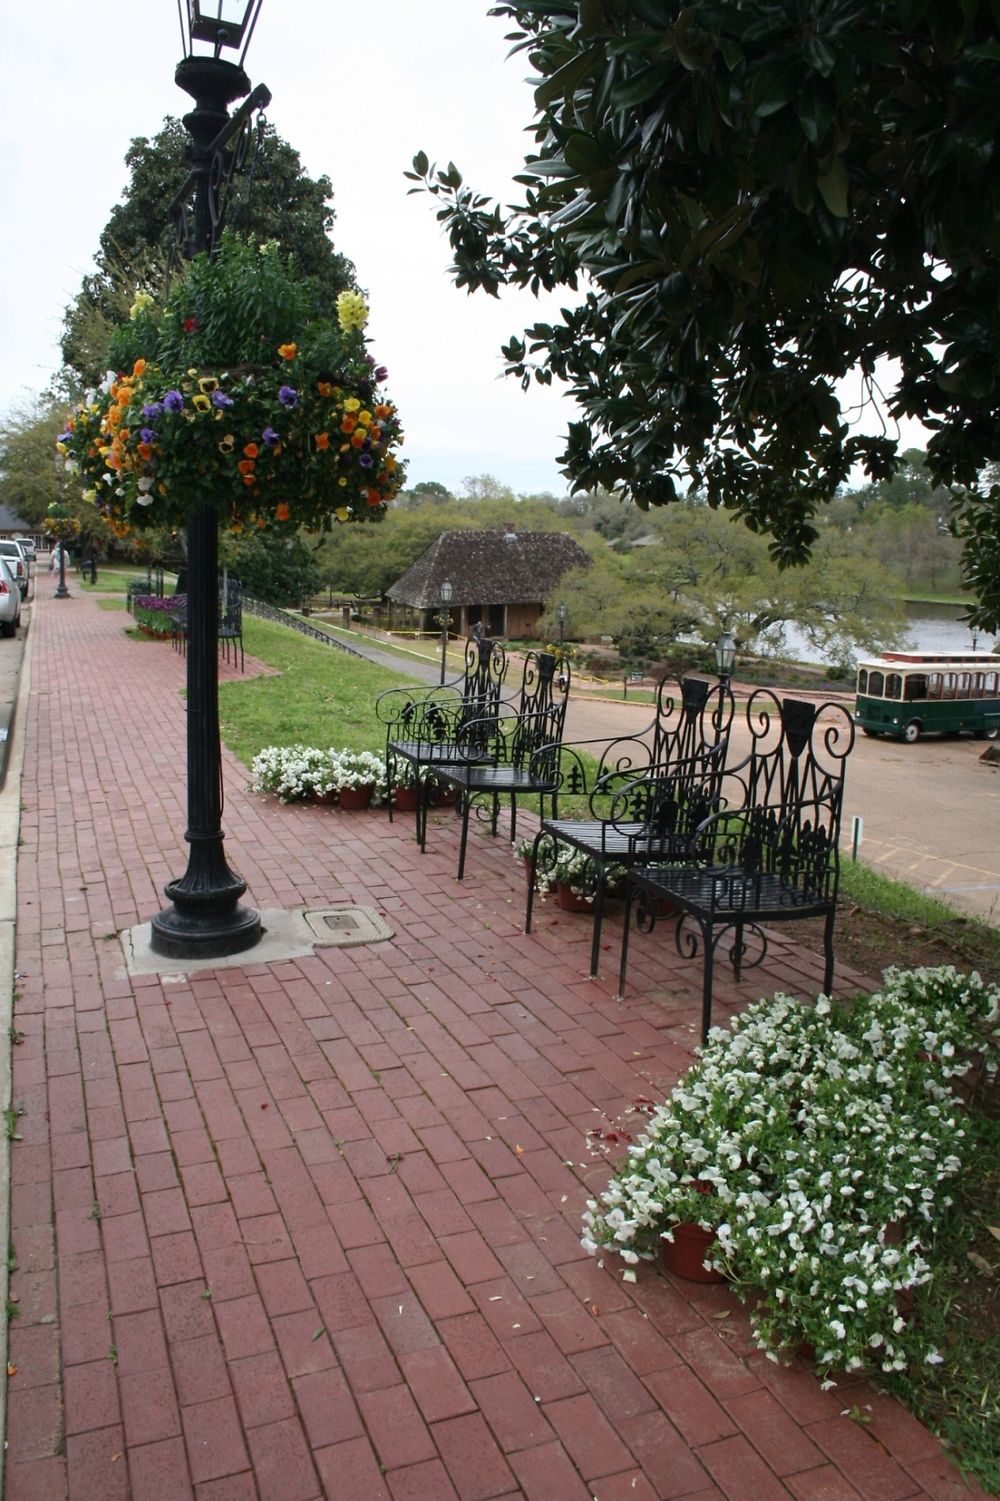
[439,579,453,685]
[149,0,269,960]
[556,600,567,649]
[46,500,72,600]
[715,628,737,690]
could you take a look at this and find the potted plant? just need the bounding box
[583,968,1000,1378]
[250,744,332,803]
[328,749,387,810]
[533,838,627,911]
[390,761,425,813]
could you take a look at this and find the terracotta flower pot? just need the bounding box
[338,784,373,811]
[556,882,593,913]
[662,1222,725,1283]
[316,790,338,805]
[394,785,420,812]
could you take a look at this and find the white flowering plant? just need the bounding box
[512,835,626,901]
[582,967,999,1380]
[250,745,387,802]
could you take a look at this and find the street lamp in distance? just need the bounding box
[715,629,737,690]
[556,600,567,649]
[439,579,454,685]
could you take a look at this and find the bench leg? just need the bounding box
[588,870,607,978]
[524,830,543,934]
[701,922,716,1043]
[385,756,395,824]
[509,795,517,843]
[456,792,472,880]
[823,908,836,997]
[732,921,744,982]
[618,884,641,996]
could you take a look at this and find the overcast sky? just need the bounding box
[3,1,930,502]
[1,1,577,497]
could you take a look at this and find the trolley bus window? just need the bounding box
[905,674,927,701]
[886,674,902,700]
[927,673,941,699]
[857,668,868,694]
[868,670,884,697]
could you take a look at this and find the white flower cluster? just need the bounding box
[511,836,626,901]
[582,967,999,1378]
[250,745,387,802]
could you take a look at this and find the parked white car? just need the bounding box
[0,540,29,599]
[0,556,22,636]
[15,536,36,561]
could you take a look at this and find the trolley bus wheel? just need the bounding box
[903,720,922,744]
[979,726,999,741]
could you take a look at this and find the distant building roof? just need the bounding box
[386,529,592,608]
[0,506,31,534]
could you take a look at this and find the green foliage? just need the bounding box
[411,1,1000,626]
[221,533,323,608]
[62,118,355,386]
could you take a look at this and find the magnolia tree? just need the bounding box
[411,1,1000,629]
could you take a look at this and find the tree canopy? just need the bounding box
[410,0,1000,627]
[62,118,356,386]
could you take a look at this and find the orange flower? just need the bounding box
[278,343,298,360]
[314,432,330,451]
[237,459,255,476]
[242,474,257,487]
[137,443,153,461]
[366,489,382,507]
[276,502,291,521]
[340,415,357,434]
[316,381,332,398]
[243,443,260,459]
[375,403,392,419]
[133,358,147,376]
[350,431,365,448]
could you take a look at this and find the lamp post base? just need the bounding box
[150,885,262,960]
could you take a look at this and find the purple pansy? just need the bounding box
[211,390,233,409]
[163,390,184,412]
[374,366,388,382]
[358,452,374,469]
[140,428,157,445]
[278,385,297,408]
[142,401,164,420]
[262,426,280,446]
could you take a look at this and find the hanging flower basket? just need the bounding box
[56,238,406,538]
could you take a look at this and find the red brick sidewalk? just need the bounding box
[3,592,987,1500]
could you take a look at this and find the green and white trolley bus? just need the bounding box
[855,651,1000,743]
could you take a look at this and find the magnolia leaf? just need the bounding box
[986,1226,1000,1242]
[817,158,849,217]
[966,1251,994,1277]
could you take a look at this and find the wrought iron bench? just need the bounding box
[218,577,244,672]
[428,650,572,879]
[618,691,856,1041]
[376,638,508,847]
[525,675,733,977]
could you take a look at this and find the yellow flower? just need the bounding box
[358,410,372,427]
[192,394,211,413]
[335,506,350,522]
[198,377,219,393]
[278,343,298,361]
[343,397,361,413]
[336,290,368,332]
[338,477,348,487]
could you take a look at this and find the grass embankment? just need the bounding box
[148,600,1000,1486]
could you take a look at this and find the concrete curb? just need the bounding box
[0,611,31,1490]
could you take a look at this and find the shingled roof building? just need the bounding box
[386,527,591,640]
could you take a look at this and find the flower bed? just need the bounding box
[250,744,386,804]
[132,594,185,636]
[582,966,999,1380]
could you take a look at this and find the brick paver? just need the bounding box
[2,590,987,1500]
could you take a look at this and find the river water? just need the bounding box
[780,600,996,667]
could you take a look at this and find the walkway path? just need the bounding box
[1,588,988,1499]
